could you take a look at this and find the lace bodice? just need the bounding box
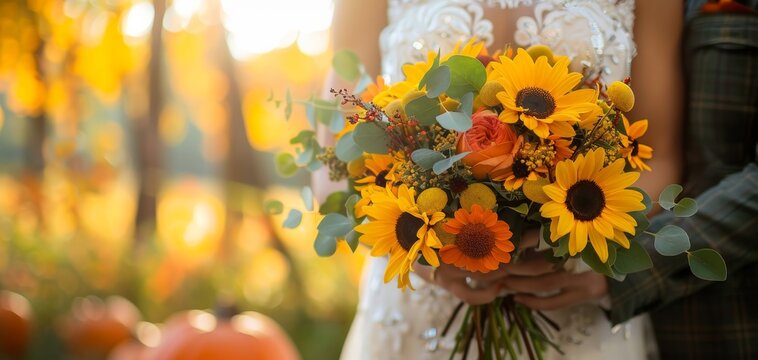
[342,1,654,359]
[380,0,636,84]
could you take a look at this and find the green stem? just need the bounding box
[494,301,518,360]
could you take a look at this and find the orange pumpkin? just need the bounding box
[149,308,300,360]
[0,291,32,358]
[59,296,140,357]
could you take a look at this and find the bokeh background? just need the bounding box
[0,0,364,358]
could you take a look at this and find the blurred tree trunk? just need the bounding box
[134,0,166,244]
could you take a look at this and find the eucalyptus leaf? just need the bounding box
[353,122,390,154]
[673,197,698,217]
[630,211,650,238]
[285,89,293,120]
[345,194,361,220]
[283,209,303,229]
[317,213,354,237]
[355,73,374,94]
[581,247,615,277]
[295,146,314,166]
[424,65,451,98]
[305,102,316,128]
[552,234,569,257]
[263,200,284,215]
[659,184,683,210]
[332,50,361,81]
[459,92,474,116]
[275,152,299,177]
[335,131,362,162]
[432,152,470,175]
[418,50,441,90]
[405,95,441,126]
[653,225,690,256]
[444,55,487,99]
[329,111,345,133]
[314,233,338,257]
[688,248,727,281]
[345,230,360,252]
[301,186,314,211]
[411,149,445,170]
[319,191,349,215]
[614,241,653,274]
[290,130,315,145]
[436,111,472,132]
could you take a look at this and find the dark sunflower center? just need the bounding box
[516,87,556,119]
[395,212,425,251]
[565,180,605,221]
[631,140,639,156]
[375,170,389,187]
[455,223,495,259]
[512,161,530,179]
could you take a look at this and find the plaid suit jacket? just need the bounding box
[607,10,758,360]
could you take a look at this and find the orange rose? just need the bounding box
[457,110,522,180]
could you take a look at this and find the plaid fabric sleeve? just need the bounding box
[607,162,758,325]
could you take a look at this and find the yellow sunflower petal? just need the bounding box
[574,220,589,254]
[588,227,609,263]
[543,184,567,203]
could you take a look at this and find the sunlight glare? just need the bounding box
[122,1,154,40]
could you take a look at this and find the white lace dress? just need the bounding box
[341,1,654,359]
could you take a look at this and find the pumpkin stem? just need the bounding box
[214,301,239,321]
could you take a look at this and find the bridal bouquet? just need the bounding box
[272,41,726,359]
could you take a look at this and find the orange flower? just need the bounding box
[457,110,522,180]
[440,204,514,272]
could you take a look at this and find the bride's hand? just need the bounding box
[500,250,608,310]
[413,262,507,305]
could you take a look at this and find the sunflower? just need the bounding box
[491,49,598,138]
[440,204,514,272]
[355,185,445,289]
[540,148,646,262]
[620,117,653,171]
[354,154,396,218]
[498,158,542,191]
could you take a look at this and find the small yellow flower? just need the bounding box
[478,80,505,107]
[382,99,406,119]
[522,177,552,204]
[459,183,497,211]
[417,187,448,213]
[433,219,456,245]
[525,44,555,64]
[607,81,635,112]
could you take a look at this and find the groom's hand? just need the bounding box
[500,251,608,310]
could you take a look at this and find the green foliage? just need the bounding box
[355,73,373,94]
[418,50,441,90]
[319,191,349,215]
[432,151,470,175]
[264,200,284,215]
[630,211,650,238]
[345,194,361,220]
[687,249,727,281]
[459,92,474,116]
[314,233,338,257]
[301,186,314,211]
[285,88,293,120]
[344,230,360,252]
[283,209,303,229]
[411,149,445,170]
[581,246,617,278]
[613,242,653,274]
[405,95,441,126]
[436,111,472,132]
[506,203,529,215]
[275,152,299,177]
[332,50,361,81]
[629,187,652,214]
[653,225,690,256]
[658,184,683,210]
[673,197,698,217]
[443,55,487,99]
[335,131,362,162]
[318,213,353,237]
[423,65,451,98]
[353,122,389,154]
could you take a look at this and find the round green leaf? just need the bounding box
[436,111,472,132]
[424,65,451,98]
[332,50,361,81]
[432,152,470,175]
[319,191,348,215]
[282,209,303,229]
[673,197,698,217]
[345,193,361,220]
[301,186,314,211]
[653,225,690,256]
[444,55,487,99]
[659,184,683,210]
[459,92,474,116]
[263,200,284,215]
[275,152,299,177]
[314,233,337,257]
[344,230,360,252]
[405,95,441,126]
[317,213,354,237]
[411,149,445,170]
[613,241,653,274]
[335,131,362,162]
[687,248,727,281]
[353,122,389,154]
[581,247,615,277]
